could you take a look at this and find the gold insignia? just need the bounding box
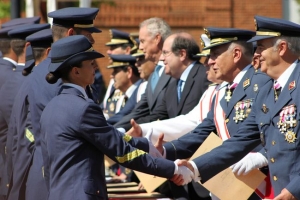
[289,81,296,90]
[125,168,132,175]
[109,102,115,112]
[123,134,132,142]
[115,149,146,163]
[225,118,229,123]
[254,18,257,31]
[204,28,210,39]
[25,128,34,143]
[262,104,268,113]
[243,79,250,88]
[285,130,297,143]
[253,84,258,92]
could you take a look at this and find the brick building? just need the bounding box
[93,0,282,86]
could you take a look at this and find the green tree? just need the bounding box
[0,1,10,18]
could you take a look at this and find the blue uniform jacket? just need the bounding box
[107,79,143,125]
[0,65,26,196]
[40,85,175,200]
[190,63,300,198]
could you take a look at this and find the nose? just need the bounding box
[208,57,214,66]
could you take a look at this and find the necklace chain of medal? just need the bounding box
[277,104,297,143]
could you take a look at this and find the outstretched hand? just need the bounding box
[154,133,165,155]
[126,119,142,137]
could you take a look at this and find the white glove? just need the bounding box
[174,159,194,185]
[231,152,268,175]
[146,129,163,158]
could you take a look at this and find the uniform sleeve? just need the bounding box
[79,102,175,179]
[163,104,217,161]
[193,102,261,183]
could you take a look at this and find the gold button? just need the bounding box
[272,141,276,145]
[12,68,16,71]
[273,176,277,181]
[270,158,275,163]
[6,184,9,187]
[260,123,263,126]
[225,118,229,123]
[97,190,100,194]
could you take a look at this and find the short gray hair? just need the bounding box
[140,17,171,42]
[273,36,300,56]
[228,41,253,60]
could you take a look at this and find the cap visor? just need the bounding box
[85,27,102,33]
[203,41,231,50]
[247,35,275,43]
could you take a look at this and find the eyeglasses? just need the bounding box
[161,50,173,57]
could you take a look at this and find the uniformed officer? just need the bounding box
[6,7,102,200]
[5,29,53,200]
[133,27,272,199]
[102,29,135,111]
[171,16,300,200]
[105,54,141,123]
[40,35,193,200]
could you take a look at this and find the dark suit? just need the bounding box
[148,62,210,120]
[107,79,143,125]
[114,66,172,130]
[0,65,26,198]
[190,63,300,198]
[40,85,175,200]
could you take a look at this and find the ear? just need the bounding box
[278,40,288,56]
[125,46,131,54]
[179,49,187,61]
[126,66,133,79]
[71,67,80,76]
[67,28,75,36]
[45,47,51,56]
[154,33,162,45]
[25,42,31,48]
[232,47,242,63]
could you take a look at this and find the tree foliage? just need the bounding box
[0,1,10,19]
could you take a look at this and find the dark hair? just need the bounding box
[32,47,47,61]
[0,39,11,55]
[52,25,84,42]
[122,64,140,77]
[10,39,26,56]
[171,35,200,61]
[45,62,83,84]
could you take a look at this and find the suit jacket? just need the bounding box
[144,62,210,121]
[114,67,172,130]
[189,63,300,198]
[40,85,175,200]
[107,79,143,125]
[0,65,26,196]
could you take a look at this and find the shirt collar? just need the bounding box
[125,80,140,98]
[3,57,17,66]
[17,63,25,66]
[232,64,251,85]
[180,61,196,82]
[276,59,298,89]
[157,61,165,77]
[63,83,88,99]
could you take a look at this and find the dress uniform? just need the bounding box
[172,16,300,199]
[105,54,142,124]
[19,7,102,200]
[41,35,187,200]
[102,29,135,110]
[4,26,52,200]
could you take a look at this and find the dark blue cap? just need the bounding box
[25,45,35,70]
[8,24,51,40]
[248,15,300,42]
[106,29,133,46]
[0,26,19,38]
[203,27,255,50]
[1,16,40,28]
[26,29,53,48]
[107,54,136,68]
[48,7,101,33]
[49,35,104,72]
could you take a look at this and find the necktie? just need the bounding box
[122,95,128,108]
[151,65,162,92]
[224,82,238,102]
[274,81,281,101]
[177,79,183,102]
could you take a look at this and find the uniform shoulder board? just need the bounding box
[209,83,218,86]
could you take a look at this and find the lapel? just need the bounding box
[270,64,300,118]
[59,85,86,100]
[150,72,171,109]
[146,73,155,106]
[219,82,229,112]
[176,63,199,114]
[225,66,255,116]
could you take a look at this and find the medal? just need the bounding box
[239,101,245,121]
[233,102,240,123]
[224,89,232,102]
[285,130,297,143]
[253,84,258,92]
[262,104,269,113]
[260,132,265,146]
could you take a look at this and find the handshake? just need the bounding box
[171,159,199,186]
